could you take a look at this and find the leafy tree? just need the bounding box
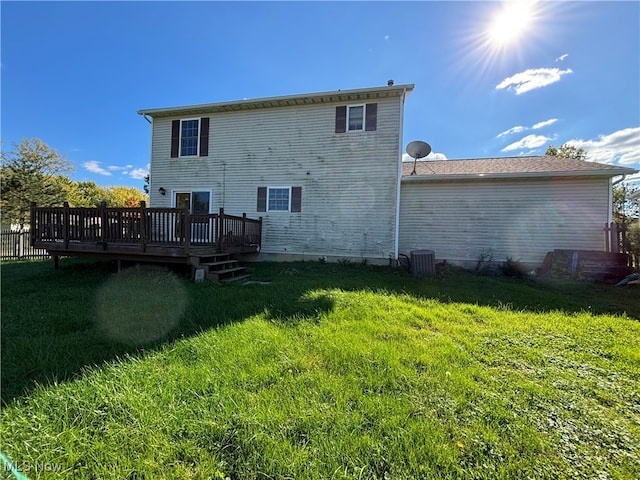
[545,144,587,161]
[54,176,107,207]
[1,138,74,230]
[103,186,148,207]
[613,182,639,224]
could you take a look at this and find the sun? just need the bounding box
[488,1,534,46]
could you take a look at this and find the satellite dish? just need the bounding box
[406,140,432,175]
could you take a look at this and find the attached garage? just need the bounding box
[398,156,636,268]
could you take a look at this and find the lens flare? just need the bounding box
[94,266,187,346]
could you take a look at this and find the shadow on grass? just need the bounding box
[2,258,636,405]
[1,259,337,405]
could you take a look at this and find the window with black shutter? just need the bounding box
[257,186,301,213]
[170,117,210,157]
[335,103,377,133]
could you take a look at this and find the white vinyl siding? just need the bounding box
[148,96,402,260]
[398,177,611,267]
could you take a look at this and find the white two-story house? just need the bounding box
[138,84,637,268]
[138,83,414,263]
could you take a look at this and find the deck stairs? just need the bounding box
[190,252,250,283]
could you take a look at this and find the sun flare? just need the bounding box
[488,2,534,45]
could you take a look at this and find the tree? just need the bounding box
[1,138,74,230]
[613,182,639,224]
[54,176,107,207]
[545,144,587,161]
[102,186,148,207]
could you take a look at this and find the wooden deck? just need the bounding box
[30,202,262,269]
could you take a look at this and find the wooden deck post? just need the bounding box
[99,201,107,246]
[184,208,191,253]
[242,213,247,246]
[217,207,225,252]
[63,202,70,249]
[139,201,147,252]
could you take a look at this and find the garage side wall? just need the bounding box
[398,176,610,268]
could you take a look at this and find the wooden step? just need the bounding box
[216,267,246,276]
[200,260,238,268]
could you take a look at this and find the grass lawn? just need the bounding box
[1,258,639,479]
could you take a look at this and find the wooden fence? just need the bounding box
[1,230,49,260]
[604,222,638,268]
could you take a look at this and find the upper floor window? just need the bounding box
[170,117,209,158]
[180,119,200,156]
[335,103,377,133]
[347,105,364,131]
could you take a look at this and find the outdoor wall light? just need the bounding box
[158,187,166,196]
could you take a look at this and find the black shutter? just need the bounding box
[199,117,209,156]
[257,187,267,212]
[365,103,377,131]
[171,120,180,158]
[335,106,347,133]
[291,187,302,212]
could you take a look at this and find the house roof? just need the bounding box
[402,156,637,181]
[138,84,415,118]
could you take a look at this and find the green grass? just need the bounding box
[1,259,639,479]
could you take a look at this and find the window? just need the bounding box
[347,105,364,131]
[180,119,199,156]
[171,117,209,158]
[268,187,290,211]
[257,186,302,212]
[335,103,377,133]
[174,191,211,214]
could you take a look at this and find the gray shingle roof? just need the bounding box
[402,156,637,179]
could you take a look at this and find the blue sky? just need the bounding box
[2,1,639,190]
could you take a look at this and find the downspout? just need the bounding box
[393,88,407,263]
[140,113,153,205]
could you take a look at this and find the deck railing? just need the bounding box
[30,202,262,253]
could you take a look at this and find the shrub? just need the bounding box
[500,257,529,278]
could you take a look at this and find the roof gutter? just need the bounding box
[401,170,636,182]
[393,87,407,262]
[612,174,627,186]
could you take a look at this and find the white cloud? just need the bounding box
[108,164,134,172]
[501,134,551,152]
[497,125,526,138]
[402,152,448,162]
[83,161,111,176]
[555,54,569,62]
[129,168,149,180]
[496,68,573,94]
[384,35,390,41]
[564,127,640,167]
[532,118,558,129]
